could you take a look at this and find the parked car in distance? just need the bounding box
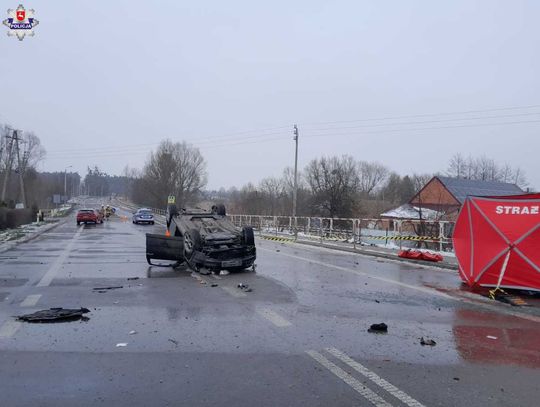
[76,209,103,225]
[133,208,154,225]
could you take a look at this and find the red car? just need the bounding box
[76,209,104,225]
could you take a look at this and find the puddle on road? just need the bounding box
[453,308,540,368]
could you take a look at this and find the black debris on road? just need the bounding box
[17,307,91,323]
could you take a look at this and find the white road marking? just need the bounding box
[20,294,42,307]
[256,308,292,327]
[261,247,540,324]
[326,347,425,407]
[0,320,22,338]
[37,225,84,287]
[221,286,247,298]
[306,350,393,407]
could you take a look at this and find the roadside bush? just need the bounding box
[0,208,34,230]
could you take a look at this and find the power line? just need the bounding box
[46,126,292,155]
[303,118,540,139]
[41,117,540,161]
[45,133,291,160]
[298,111,540,133]
[299,103,540,127]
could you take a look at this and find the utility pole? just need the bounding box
[1,129,15,203]
[64,165,73,202]
[13,130,27,208]
[292,125,299,233]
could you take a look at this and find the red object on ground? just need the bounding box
[453,193,540,290]
[398,249,443,262]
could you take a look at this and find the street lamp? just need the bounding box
[64,165,73,202]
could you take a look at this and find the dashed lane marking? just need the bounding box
[37,225,83,287]
[306,350,393,407]
[256,308,292,327]
[326,347,425,407]
[20,294,42,307]
[0,320,21,339]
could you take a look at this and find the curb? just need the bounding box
[0,217,68,254]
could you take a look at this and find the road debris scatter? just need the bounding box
[93,286,123,291]
[237,283,253,292]
[420,337,437,346]
[17,307,90,323]
[368,322,388,333]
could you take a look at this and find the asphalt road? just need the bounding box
[1,202,539,406]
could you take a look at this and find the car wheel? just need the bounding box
[212,204,226,216]
[151,221,154,225]
[183,229,201,264]
[242,226,255,246]
[77,221,80,226]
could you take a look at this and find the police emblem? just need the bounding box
[3,4,39,41]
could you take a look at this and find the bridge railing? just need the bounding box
[228,214,455,252]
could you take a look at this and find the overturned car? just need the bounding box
[146,204,256,272]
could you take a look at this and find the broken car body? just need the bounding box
[145,204,256,272]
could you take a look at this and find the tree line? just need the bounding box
[123,139,529,219]
[2,123,530,220]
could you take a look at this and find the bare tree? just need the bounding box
[447,153,466,178]
[476,156,500,181]
[446,153,528,188]
[141,140,207,208]
[412,173,433,193]
[259,176,284,216]
[513,167,528,189]
[305,155,359,218]
[358,161,389,196]
[20,132,46,171]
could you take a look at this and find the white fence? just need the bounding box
[228,215,455,252]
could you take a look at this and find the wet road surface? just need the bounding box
[0,205,539,406]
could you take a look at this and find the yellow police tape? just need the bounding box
[260,234,444,243]
[261,236,295,243]
[361,235,441,241]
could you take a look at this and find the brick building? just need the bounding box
[410,176,523,220]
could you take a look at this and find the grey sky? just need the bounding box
[1,0,539,190]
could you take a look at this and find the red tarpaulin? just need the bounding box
[453,193,540,291]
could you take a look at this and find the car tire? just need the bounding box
[183,229,201,263]
[151,221,155,225]
[77,221,80,226]
[211,204,226,216]
[242,226,255,246]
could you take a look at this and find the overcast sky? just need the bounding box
[1,0,539,190]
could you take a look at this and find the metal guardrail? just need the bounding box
[227,214,455,252]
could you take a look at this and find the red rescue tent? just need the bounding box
[453,193,540,291]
